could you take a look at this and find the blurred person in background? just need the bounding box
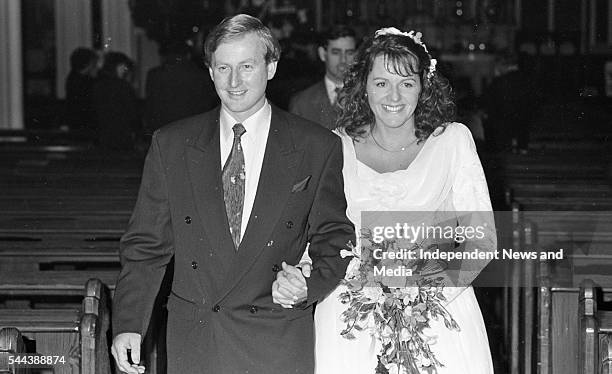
[482,53,537,153]
[64,47,98,133]
[143,39,217,135]
[289,25,357,129]
[93,51,141,150]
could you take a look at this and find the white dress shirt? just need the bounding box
[219,100,271,241]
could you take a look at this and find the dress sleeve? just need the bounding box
[451,124,493,212]
[444,124,497,305]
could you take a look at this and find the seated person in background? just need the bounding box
[93,52,141,150]
[143,40,217,135]
[64,47,98,132]
[289,25,357,129]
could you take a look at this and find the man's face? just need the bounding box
[318,36,356,84]
[209,33,277,123]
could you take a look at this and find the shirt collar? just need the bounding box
[220,99,271,140]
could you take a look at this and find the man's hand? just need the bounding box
[111,333,145,374]
[272,262,308,308]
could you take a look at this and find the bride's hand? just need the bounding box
[272,262,308,308]
[296,261,311,278]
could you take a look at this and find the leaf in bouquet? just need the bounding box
[349,279,364,290]
[341,309,357,322]
[374,312,386,325]
[449,319,460,331]
[362,303,376,313]
[341,331,356,340]
[339,291,352,304]
[354,324,364,331]
[412,303,427,314]
[443,318,460,331]
[385,343,397,358]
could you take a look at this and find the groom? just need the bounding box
[111,14,354,374]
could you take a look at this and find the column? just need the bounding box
[608,0,612,45]
[0,0,24,130]
[547,0,555,32]
[55,0,93,99]
[581,0,588,53]
[514,0,522,28]
[101,0,135,57]
[315,0,322,32]
[590,0,596,49]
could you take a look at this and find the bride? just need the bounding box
[274,27,496,373]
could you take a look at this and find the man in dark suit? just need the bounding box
[111,14,354,374]
[289,25,357,130]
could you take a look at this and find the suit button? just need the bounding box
[212,304,221,312]
[272,264,280,272]
[249,305,258,314]
[286,221,294,228]
[191,261,198,269]
[185,216,192,224]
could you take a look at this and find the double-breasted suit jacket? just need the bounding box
[289,81,339,130]
[112,105,355,373]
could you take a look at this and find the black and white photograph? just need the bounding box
[1,1,611,373]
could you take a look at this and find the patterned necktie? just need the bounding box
[333,86,340,105]
[222,123,246,250]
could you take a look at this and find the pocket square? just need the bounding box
[291,175,311,193]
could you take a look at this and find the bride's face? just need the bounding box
[366,54,421,129]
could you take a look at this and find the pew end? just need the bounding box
[0,278,112,374]
[579,280,612,374]
[0,328,26,374]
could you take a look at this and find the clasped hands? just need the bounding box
[272,261,312,308]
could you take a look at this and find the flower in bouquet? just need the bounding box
[338,231,460,374]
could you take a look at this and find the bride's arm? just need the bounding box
[444,124,497,305]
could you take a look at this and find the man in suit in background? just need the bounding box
[289,25,357,130]
[111,14,354,374]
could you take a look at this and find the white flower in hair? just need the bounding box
[428,58,437,79]
[407,30,426,51]
[375,27,429,53]
[374,27,410,38]
[374,27,437,79]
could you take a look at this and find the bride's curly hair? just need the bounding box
[336,33,456,142]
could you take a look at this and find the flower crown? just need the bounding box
[374,27,437,80]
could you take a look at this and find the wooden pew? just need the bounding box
[0,327,26,374]
[0,279,111,374]
[0,271,118,297]
[507,207,612,374]
[579,280,612,374]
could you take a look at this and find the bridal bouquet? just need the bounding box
[338,230,460,374]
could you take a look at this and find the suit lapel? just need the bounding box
[216,106,303,302]
[185,109,236,292]
[314,82,338,129]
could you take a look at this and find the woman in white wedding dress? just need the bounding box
[316,28,496,374]
[276,27,496,374]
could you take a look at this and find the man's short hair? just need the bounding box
[319,25,356,49]
[203,14,281,67]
